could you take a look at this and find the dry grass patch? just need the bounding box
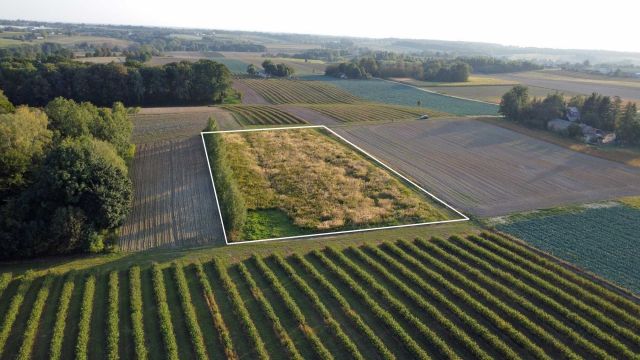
[220,128,449,233]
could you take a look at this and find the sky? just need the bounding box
[2,0,639,53]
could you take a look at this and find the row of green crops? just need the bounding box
[0,233,638,359]
[496,204,640,293]
[305,76,499,116]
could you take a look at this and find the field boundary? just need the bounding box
[200,125,469,245]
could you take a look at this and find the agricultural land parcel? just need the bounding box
[1,232,639,360]
[479,70,640,103]
[119,107,227,251]
[307,76,500,116]
[496,203,640,293]
[206,127,456,241]
[334,119,640,217]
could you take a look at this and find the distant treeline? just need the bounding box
[246,60,295,77]
[457,56,542,74]
[325,52,542,81]
[0,58,232,107]
[290,49,351,62]
[499,86,640,144]
[0,42,74,60]
[325,57,471,82]
[0,93,134,258]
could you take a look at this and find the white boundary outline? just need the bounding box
[201,125,469,245]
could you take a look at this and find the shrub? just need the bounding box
[107,271,119,360]
[17,276,53,360]
[172,263,208,360]
[0,276,33,356]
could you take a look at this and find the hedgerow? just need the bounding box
[311,250,430,360]
[252,255,333,360]
[75,274,96,360]
[194,261,238,360]
[129,266,148,360]
[50,274,75,360]
[16,275,53,360]
[151,263,179,360]
[203,118,246,240]
[291,253,394,360]
[272,254,365,360]
[212,258,269,360]
[172,263,208,360]
[236,262,303,360]
[107,271,119,360]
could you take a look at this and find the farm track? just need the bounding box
[119,136,223,251]
[333,118,640,216]
[1,234,639,359]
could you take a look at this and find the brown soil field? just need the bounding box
[278,105,341,125]
[120,107,227,251]
[334,119,640,217]
[232,79,270,104]
[481,70,640,103]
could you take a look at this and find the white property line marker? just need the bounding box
[201,125,469,246]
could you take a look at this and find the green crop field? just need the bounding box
[496,204,640,293]
[221,105,307,125]
[237,79,361,104]
[0,233,638,360]
[307,76,500,116]
[302,103,447,123]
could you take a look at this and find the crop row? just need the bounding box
[151,264,179,360]
[290,253,395,360]
[311,249,431,360]
[222,105,307,125]
[0,276,32,356]
[448,235,637,359]
[272,254,365,360]
[0,233,638,359]
[75,275,95,360]
[427,237,621,359]
[172,263,208,360]
[351,245,496,360]
[239,79,360,104]
[479,232,640,328]
[252,255,333,359]
[49,275,74,360]
[236,262,303,360]
[408,238,590,359]
[17,276,53,360]
[304,103,440,123]
[213,258,269,360]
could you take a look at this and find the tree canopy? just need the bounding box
[0,58,232,107]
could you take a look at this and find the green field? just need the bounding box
[221,105,307,125]
[496,204,640,293]
[308,76,500,116]
[0,232,638,360]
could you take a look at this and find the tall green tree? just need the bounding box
[499,85,529,121]
[0,90,14,114]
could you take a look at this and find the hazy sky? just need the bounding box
[2,0,639,53]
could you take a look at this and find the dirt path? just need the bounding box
[232,80,270,104]
[277,105,341,125]
[334,119,640,217]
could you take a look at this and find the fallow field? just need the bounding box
[335,119,640,216]
[205,127,455,241]
[1,233,639,360]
